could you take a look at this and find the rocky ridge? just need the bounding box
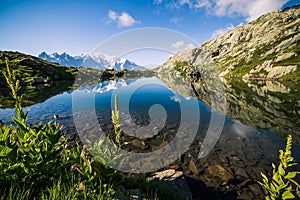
[156,5,300,80]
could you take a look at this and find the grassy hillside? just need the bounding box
[0,51,78,108]
[0,51,77,86]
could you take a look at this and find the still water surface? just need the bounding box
[0,76,299,197]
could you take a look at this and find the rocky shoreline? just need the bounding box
[57,108,300,200]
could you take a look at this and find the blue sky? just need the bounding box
[0,0,298,65]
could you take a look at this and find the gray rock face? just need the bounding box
[156,6,300,79]
[155,47,215,77]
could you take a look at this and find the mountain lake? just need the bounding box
[0,75,299,199]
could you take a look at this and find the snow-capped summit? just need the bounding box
[38,52,147,70]
[39,51,84,67]
[114,58,145,70]
[78,78,138,93]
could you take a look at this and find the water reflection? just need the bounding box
[0,74,299,198]
[157,71,300,144]
[0,81,74,108]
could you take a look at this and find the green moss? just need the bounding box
[174,61,193,77]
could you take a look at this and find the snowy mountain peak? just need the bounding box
[38,51,147,70]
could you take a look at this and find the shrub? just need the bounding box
[0,58,65,185]
[259,135,300,200]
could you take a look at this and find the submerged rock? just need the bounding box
[148,169,192,200]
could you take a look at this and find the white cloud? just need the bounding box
[170,16,184,24]
[118,12,139,27]
[210,0,288,21]
[246,0,288,21]
[194,0,212,8]
[108,10,117,21]
[185,43,195,49]
[153,0,163,4]
[170,95,181,102]
[211,23,235,38]
[171,40,185,49]
[157,0,288,22]
[107,10,139,27]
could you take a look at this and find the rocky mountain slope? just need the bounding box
[39,52,147,70]
[157,5,300,80]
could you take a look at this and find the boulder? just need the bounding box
[207,165,234,184]
[188,160,199,175]
[32,77,46,84]
[148,169,192,200]
[267,65,297,78]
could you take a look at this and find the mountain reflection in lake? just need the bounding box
[0,75,299,199]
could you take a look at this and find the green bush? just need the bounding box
[259,135,300,200]
[0,58,65,185]
[174,61,189,75]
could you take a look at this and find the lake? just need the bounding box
[0,74,299,199]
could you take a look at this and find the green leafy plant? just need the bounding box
[0,58,118,199]
[63,94,124,198]
[112,94,121,145]
[259,135,300,200]
[0,59,66,185]
[64,144,117,199]
[87,94,123,167]
[84,94,123,185]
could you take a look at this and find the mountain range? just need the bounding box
[78,78,138,94]
[38,52,147,70]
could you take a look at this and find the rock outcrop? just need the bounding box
[156,5,300,80]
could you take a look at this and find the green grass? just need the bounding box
[174,61,190,76]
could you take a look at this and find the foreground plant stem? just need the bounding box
[259,135,300,199]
